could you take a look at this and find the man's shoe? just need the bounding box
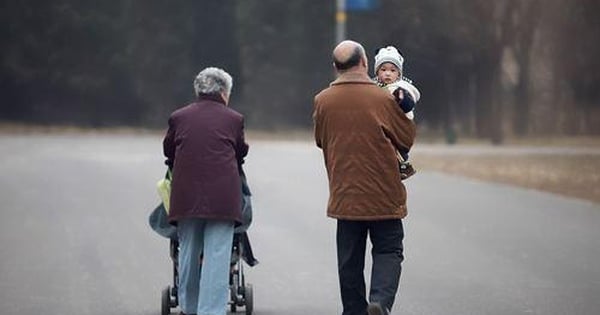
[367,302,385,315]
[399,161,416,180]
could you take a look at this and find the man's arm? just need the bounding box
[382,99,416,154]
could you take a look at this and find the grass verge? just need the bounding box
[413,153,600,204]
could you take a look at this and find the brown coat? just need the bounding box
[313,72,416,220]
[163,94,249,224]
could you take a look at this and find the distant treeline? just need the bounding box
[1,0,599,140]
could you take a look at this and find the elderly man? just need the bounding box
[313,40,416,315]
[163,67,248,315]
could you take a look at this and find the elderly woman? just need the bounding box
[163,67,249,315]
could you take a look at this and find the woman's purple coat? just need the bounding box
[163,94,249,224]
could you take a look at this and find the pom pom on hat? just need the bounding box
[374,46,404,72]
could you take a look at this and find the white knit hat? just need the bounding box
[374,46,404,73]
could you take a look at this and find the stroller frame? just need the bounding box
[161,234,254,315]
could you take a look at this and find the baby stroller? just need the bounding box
[161,232,258,315]
[150,172,258,315]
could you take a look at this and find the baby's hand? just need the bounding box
[392,87,405,101]
[393,87,415,113]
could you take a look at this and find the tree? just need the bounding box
[236,0,333,128]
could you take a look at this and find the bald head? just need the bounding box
[332,40,367,73]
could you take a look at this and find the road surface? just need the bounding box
[0,133,599,315]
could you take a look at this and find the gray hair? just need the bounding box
[193,67,233,97]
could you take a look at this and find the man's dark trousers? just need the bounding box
[337,219,404,315]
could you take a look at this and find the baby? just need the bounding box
[373,46,421,180]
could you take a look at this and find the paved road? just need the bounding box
[0,133,599,315]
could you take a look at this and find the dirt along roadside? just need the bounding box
[411,144,600,204]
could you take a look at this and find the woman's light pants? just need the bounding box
[177,219,234,315]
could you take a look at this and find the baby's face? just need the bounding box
[376,63,400,84]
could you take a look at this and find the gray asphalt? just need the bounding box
[0,133,599,315]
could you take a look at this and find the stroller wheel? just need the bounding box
[161,286,171,315]
[244,284,253,315]
[230,278,238,312]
